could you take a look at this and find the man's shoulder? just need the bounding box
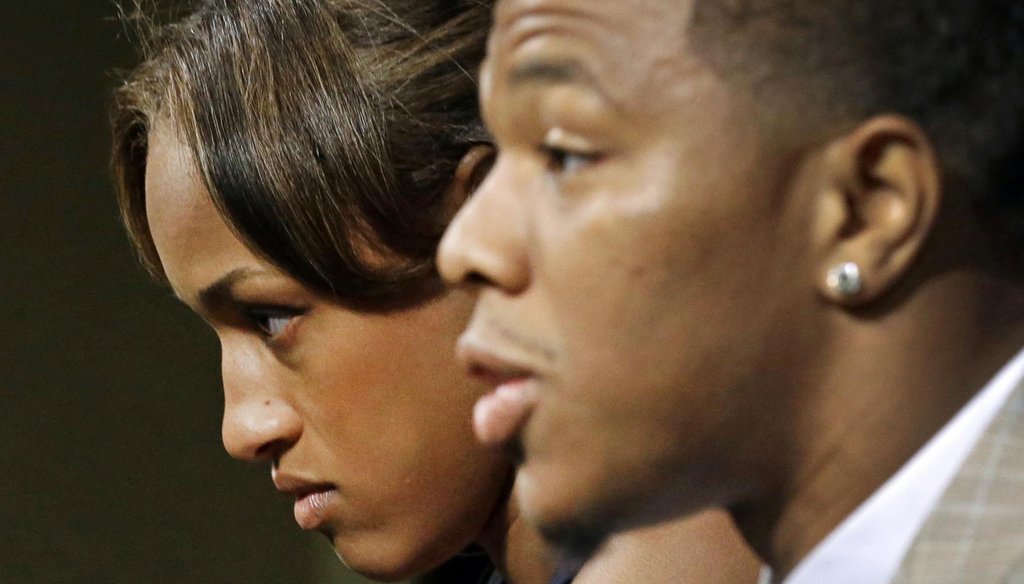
[893,380,1024,583]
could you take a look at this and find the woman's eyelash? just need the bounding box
[241,306,304,338]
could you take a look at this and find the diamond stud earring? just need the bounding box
[827,262,863,298]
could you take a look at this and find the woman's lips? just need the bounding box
[293,488,338,530]
[274,471,339,531]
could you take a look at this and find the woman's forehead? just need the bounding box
[144,124,265,302]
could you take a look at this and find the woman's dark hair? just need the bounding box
[113,0,492,308]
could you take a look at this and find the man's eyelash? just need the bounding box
[542,145,600,174]
[540,127,603,174]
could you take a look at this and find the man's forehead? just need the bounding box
[493,0,694,43]
[495,0,611,24]
[488,0,699,110]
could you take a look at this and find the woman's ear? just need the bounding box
[810,115,942,305]
[445,144,496,215]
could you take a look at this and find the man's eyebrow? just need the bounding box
[508,58,594,89]
[196,268,268,312]
[506,57,619,108]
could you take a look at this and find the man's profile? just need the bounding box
[439,0,1024,581]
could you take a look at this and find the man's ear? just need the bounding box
[811,115,942,305]
[444,144,496,218]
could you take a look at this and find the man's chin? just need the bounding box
[519,484,613,560]
[536,519,609,561]
[514,461,623,559]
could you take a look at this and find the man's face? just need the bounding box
[439,0,819,547]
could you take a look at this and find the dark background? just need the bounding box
[1,2,383,582]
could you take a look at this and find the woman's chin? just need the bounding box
[329,537,452,583]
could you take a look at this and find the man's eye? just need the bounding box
[540,127,602,176]
[543,145,599,175]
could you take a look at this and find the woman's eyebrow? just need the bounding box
[196,268,273,312]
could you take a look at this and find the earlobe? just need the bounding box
[813,115,942,306]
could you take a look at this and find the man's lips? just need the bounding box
[473,379,539,446]
[459,341,540,447]
[272,470,338,531]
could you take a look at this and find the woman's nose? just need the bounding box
[221,395,303,462]
[219,348,302,462]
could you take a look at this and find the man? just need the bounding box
[438,0,1024,582]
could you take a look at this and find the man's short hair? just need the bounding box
[692,1,1024,265]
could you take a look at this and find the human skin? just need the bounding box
[144,122,514,582]
[438,0,1024,577]
[144,120,762,584]
[575,510,761,583]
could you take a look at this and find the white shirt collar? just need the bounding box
[775,346,1024,584]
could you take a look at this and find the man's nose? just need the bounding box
[437,158,531,294]
[220,351,302,462]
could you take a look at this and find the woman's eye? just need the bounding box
[243,307,301,339]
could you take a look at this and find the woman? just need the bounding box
[112,0,761,582]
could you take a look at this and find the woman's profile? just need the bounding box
[111,0,761,582]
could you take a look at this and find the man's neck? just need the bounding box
[735,272,1024,578]
[477,488,558,584]
[576,509,763,584]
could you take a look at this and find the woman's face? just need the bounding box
[144,124,510,581]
